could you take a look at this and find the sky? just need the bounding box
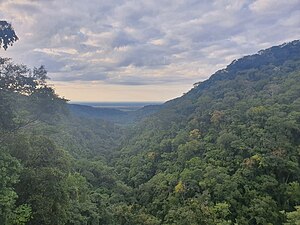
[0,0,299,102]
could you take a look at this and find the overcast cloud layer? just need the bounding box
[0,0,300,100]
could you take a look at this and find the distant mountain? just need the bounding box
[68,102,163,124]
[68,104,127,119]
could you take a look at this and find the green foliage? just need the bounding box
[0,150,31,225]
[174,180,185,193]
[12,205,32,225]
[285,206,300,225]
[0,57,66,139]
[10,136,70,225]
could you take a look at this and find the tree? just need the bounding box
[12,136,71,225]
[0,58,67,135]
[0,21,18,50]
[0,22,66,135]
[0,149,31,225]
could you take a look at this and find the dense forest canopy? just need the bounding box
[1,21,300,225]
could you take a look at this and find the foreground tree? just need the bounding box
[0,57,66,135]
[0,22,71,224]
[0,149,31,225]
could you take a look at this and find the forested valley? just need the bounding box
[1,22,300,224]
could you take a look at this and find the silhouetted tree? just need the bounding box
[0,21,18,50]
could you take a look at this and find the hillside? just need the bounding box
[113,40,300,224]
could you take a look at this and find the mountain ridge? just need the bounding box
[162,39,300,109]
[190,39,300,95]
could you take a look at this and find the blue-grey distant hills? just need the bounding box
[67,103,163,124]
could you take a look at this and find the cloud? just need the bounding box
[0,0,299,88]
[249,0,300,14]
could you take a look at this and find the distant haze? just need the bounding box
[1,0,299,101]
[71,101,163,111]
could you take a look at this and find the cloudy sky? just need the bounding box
[1,0,299,102]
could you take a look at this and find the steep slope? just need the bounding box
[114,40,300,224]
